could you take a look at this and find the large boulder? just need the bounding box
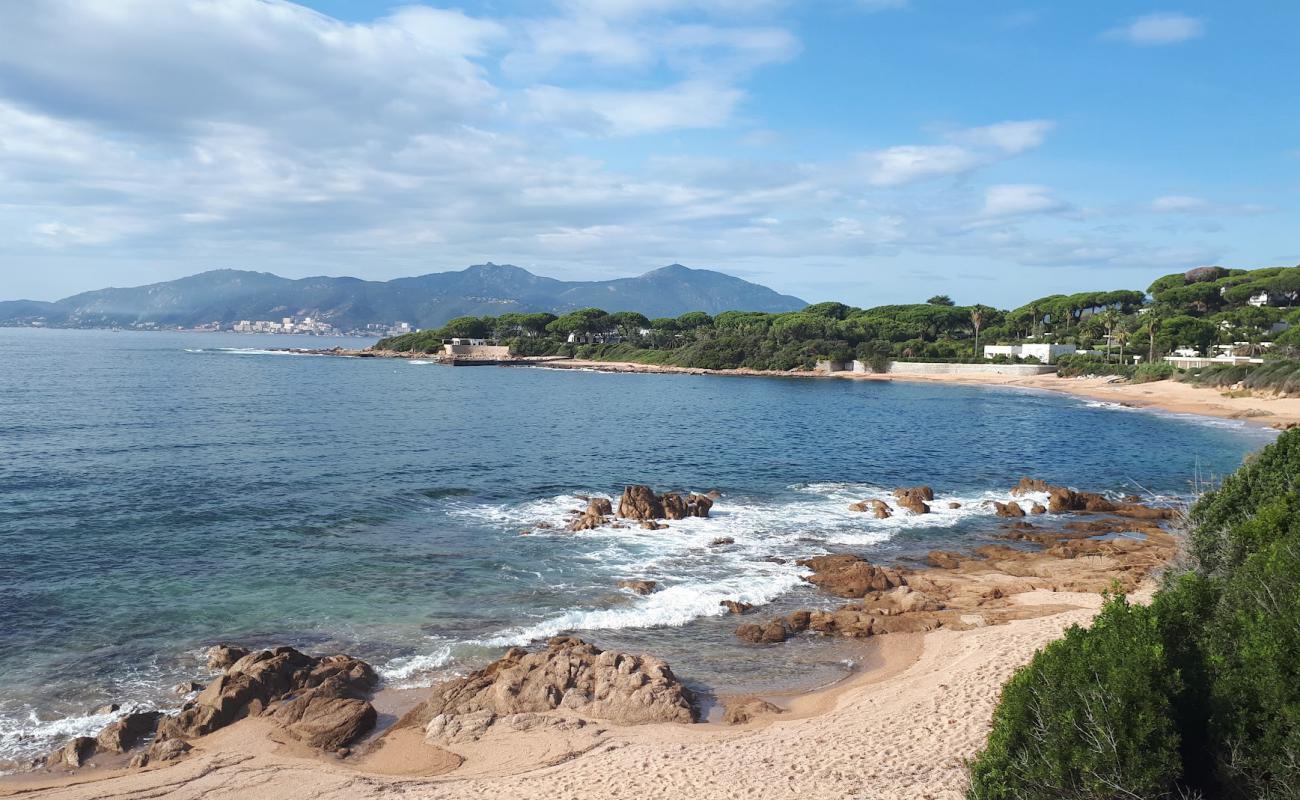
[618,485,664,520]
[206,644,250,671]
[398,637,696,738]
[992,501,1025,518]
[155,647,377,751]
[797,554,907,598]
[568,497,612,531]
[95,711,163,754]
[1047,487,1117,513]
[129,738,191,769]
[722,698,784,725]
[46,737,96,769]
[270,675,377,751]
[662,493,688,520]
[720,599,753,615]
[1010,477,1050,496]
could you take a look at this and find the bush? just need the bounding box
[967,596,1184,800]
[1202,531,1300,798]
[1133,362,1177,383]
[1055,354,1136,379]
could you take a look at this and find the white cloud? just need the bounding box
[1151,195,1210,212]
[981,184,1068,218]
[861,120,1054,186]
[525,81,743,135]
[1103,13,1205,45]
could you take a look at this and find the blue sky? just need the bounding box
[0,0,1295,306]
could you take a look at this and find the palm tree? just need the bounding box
[1114,326,1131,365]
[969,306,986,359]
[1140,312,1162,364]
[1097,308,1121,362]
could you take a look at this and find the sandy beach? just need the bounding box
[530,358,1300,429]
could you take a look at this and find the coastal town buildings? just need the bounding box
[981,343,1077,364]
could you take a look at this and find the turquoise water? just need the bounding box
[0,328,1273,765]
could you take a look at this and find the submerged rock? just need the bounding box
[617,579,657,595]
[720,599,754,614]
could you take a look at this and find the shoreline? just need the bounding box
[519,357,1300,429]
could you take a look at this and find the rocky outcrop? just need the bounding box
[1047,487,1117,513]
[46,737,96,769]
[849,498,893,518]
[797,554,907,598]
[893,486,933,515]
[739,585,946,644]
[129,738,191,769]
[206,645,250,671]
[617,486,713,521]
[154,647,378,754]
[270,675,377,750]
[1029,503,1047,515]
[568,497,613,531]
[95,711,163,754]
[927,550,963,569]
[722,698,785,725]
[992,501,1024,518]
[617,579,657,595]
[1010,477,1050,496]
[720,599,753,614]
[398,637,696,743]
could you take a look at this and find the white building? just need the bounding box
[1248,291,1270,307]
[982,343,1077,364]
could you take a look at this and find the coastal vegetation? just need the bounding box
[377,264,1300,378]
[967,428,1300,800]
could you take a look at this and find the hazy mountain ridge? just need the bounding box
[0,264,806,330]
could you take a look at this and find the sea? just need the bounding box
[0,327,1275,767]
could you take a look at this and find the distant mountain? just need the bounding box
[0,264,807,330]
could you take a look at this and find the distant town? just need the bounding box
[105,318,418,337]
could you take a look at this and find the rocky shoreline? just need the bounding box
[10,475,1185,794]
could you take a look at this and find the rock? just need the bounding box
[662,492,688,519]
[156,647,377,749]
[47,736,96,769]
[618,485,664,521]
[893,486,932,514]
[206,645,250,671]
[710,537,735,546]
[398,637,696,736]
[722,698,784,725]
[993,501,1025,518]
[1010,477,1050,496]
[617,579,657,595]
[851,499,892,518]
[706,490,723,500]
[797,554,907,598]
[639,520,667,530]
[948,502,962,509]
[172,681,205,695]
[131,738,191,769]
[1113,503,1174,520]
[96,711,163,754]
[736,619,793,644]
[1047,487,1116,513]
[720,600,753,614]
[686,494,713,518]
[568,498,612,531]
[270,675,378,751]
[1030,503,1047,515]
[92,703,121,716]
[927,550,963,569]
[848,500,871,512]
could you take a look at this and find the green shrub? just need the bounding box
[1203,530,1300,798]
[1133,362,1177,383]
[1055,354,1136,379]
[967,595,1184,800]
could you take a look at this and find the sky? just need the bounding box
[0,1,1296,307]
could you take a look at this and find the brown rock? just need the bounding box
[639,520,667,530]
[736,619,793,644]
[130,738,191,769]
[618,485,664,520]
[709,537,735,546]
[687,494,714,518]
[206,644,250,671]
[95,711,163,754]
[1047,487,1117,513]
[568,497,613,531]
[797,554,907,598]
[893,486,932,514]
[46,736,96,769]
[722,698,784,725]
[927,550,963,569]
[705,490,723,500]
[172,681,204,695]
[270,676,377,750]
[156,647,377,747]
[1011,477,1050,496]
[992,501,1025,518]
[720,600,753,614]
[1030,503,1047,515]
[617,579,657,595]
[662,492,688,519]
[398,637,696,734]
[948,502,962,509]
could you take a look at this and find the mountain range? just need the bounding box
[0,264,807,331]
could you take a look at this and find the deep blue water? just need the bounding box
[0,328,1274,764]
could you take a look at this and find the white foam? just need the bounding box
[0,704,148,767]
[377,643,455,686]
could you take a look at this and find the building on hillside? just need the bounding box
[981,343,1077,364]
